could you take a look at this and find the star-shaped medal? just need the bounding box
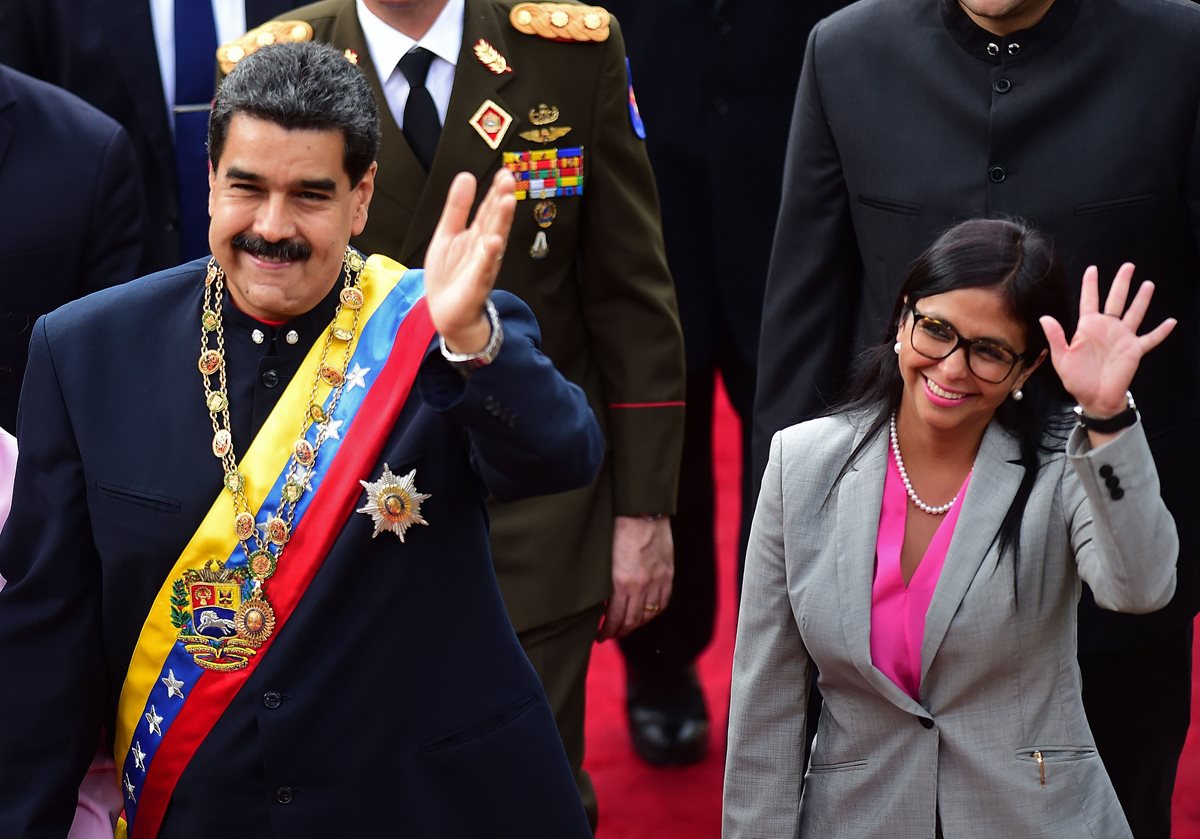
[357,464,431,541]
[162,669,185,700]
[145,705,163,736]
[132,741,147,771]
[345,363,370,390]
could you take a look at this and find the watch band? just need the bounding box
[440,298,503,372]
[1073,391,1137,433]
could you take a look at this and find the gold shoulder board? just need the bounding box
[217,20,315,76]
[509,3,611,42]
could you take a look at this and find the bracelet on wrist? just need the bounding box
[1073,391,1137,434]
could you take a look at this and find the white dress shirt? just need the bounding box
[356,0,464,130]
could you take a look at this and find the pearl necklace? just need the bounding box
[889,412,961,515]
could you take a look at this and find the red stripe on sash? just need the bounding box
[132,301,434,839]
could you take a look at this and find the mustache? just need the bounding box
[232,232,312,262]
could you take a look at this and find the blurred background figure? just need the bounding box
[0,62,143,431]
[0,0,299,274]
[603,0,851,767]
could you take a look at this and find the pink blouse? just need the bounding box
[870,453,971,700]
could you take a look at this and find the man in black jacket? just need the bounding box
[754,1,1200,834]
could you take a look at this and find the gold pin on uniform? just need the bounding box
[469,99,514,149]
[474,39,514,74]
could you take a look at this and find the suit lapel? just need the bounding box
[0,69,15,170]
[919,422,1023,684]
[835,426,928,718]
[99,0,174,189]
[399,0,519,262]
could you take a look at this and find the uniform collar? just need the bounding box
[223,267,345,357]
[941,0,1081,64]
[356,0,464,88]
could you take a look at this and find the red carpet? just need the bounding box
[584,378,1200,838]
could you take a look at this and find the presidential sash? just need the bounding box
[113,255,434,839]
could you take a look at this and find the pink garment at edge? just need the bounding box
[0,428,121,837]
[870,450,971,700]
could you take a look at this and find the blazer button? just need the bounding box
[993,78,1012,94]
[1098,464,1114,478]
[918,717,934,730]
[276,786,294,804]
[988,165,1007,183]
[1104,475,1121,490]
[1111,487,1125,500]
[263,691,282,709]
[262,369,280,388]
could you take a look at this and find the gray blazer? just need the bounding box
[723,413,1177,838]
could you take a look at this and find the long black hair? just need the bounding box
[831,217,1073,573]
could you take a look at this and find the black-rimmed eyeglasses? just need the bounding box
[908,308,1026,384]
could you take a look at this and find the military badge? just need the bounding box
[170,559,273,671]
[358,464,431,541]
[344,49,359,65]
[217,20,314,75]
[474,39,514,74]
[534,200,557,228]
[212,429,232,458]
[469,100,514,150]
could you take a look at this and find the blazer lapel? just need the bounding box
[919,422,1023,684]
[835,425,928,718]
[399,0,519,263]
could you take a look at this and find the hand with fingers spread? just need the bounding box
[596,515,674,641]
[1039,262,1177,419]
[423,169,517,353]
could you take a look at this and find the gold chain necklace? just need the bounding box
[199,247,367,584]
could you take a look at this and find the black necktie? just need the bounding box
[398,47,441,170]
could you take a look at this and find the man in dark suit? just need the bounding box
[231,0,686,824]
[0,0,300,273]
[0,63,143,431]
[754,1,1200,834]
[602,0,850,766]
[0,41,601,838]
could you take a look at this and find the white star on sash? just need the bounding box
[124,773,136,802]
[145,705,163,736]
[345,363,370,390]
[162,669,185,699]
[133,741,147,771]
[293,465,315,493]
[319,418,343,440]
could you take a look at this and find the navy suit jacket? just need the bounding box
[0,0,298,273]
[0,63,143,432]
[0,261,601,838]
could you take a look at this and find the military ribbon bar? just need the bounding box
[503,146,585,200]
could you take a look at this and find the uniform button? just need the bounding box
[988,165,1007,183]
[251,328,266,345]
[263,691,282,709]
[1104,475,1121,490]
[1098,465,1114,478]
[919,717,934,729]
[276,786,294,804]
[285,329,299,345]
[1007,42,1021,56]
[262,369,280,388]
[993,78,1012,94]
[1111,487,1125,500]
[714,96,729,116]
[986,42,1000,56]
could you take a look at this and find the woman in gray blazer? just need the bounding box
[724,219,1178,838]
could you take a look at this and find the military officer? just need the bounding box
[221,0,686,824]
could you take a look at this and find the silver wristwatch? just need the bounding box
[440,298,504,373]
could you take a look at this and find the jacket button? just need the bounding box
[993,78,1012,94]
[263,691,282,709]
[919,717,934,729]
[262,369,280,388]
[276,786,294,804]
[1111,487,1125,500]
[1104,475,1121,490]
[988,165,1007,183]
[1098,464,1114,478]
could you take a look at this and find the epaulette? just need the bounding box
[217,20,315,75]
[509,3,611,42]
